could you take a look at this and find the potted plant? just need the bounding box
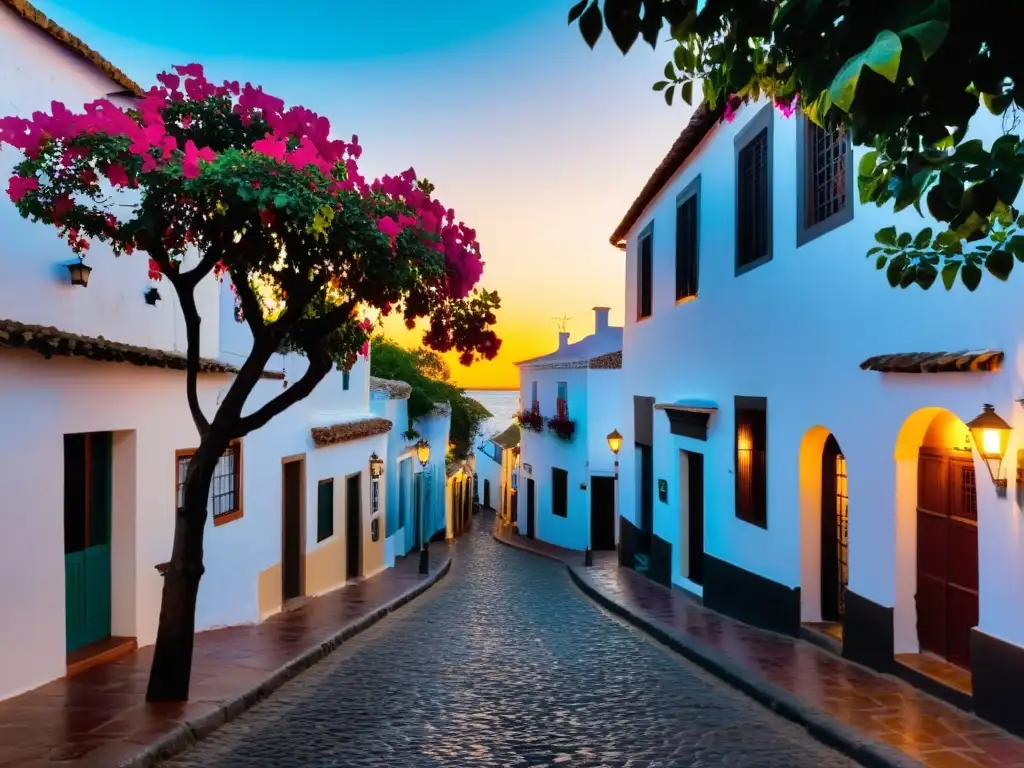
[516,408,544,432]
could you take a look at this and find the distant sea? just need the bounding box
[464,389,519,443]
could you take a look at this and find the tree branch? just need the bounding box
[230,273,269,340]
[232,346,333,438]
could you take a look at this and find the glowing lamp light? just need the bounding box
[416,439,431,467]
[67,260,92,287]
[606,429,623,456]
[966,404,1012,491]
[369,452,384,479]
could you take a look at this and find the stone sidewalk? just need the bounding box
[493,521,1024,768]
[0,546,451,768]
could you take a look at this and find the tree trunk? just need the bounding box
[146,438,223,702]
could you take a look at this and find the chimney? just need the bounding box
[593,307,610,335]
[558,331,570,350]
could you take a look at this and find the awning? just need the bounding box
[654,400,718,441]
[860,350,1003,374]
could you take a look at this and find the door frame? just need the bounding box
[345,471,362,580]
[281,453,306,602]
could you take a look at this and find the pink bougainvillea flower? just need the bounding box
[377,216,402,243]
[180,114,193,128]
[52,195,75,221]
[774,92,800,118]
[105,163,129,187]
[723,99,739,124]
[173,63,204,78]
[156,72,180,90]
[252,133,287,161]
[259,208,276,227]
[7,174,38,201]
[181,139,215,179]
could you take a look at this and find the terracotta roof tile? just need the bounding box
[311,417,392,448]
[0,317,284,378]
[2,0,142,95]
[609,101,723,248]
[860,350,1003,374]
[369,376,412,399]
[588,350,622,369]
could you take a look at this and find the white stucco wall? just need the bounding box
[618,99,1024,651]
[0,8,220,356]
[474,442,503,510]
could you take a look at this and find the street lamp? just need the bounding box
[369,452,384,479]
[414,440,431,573]
[67,258,92,287]
[967,404,1012,493]
[607,429,623,473]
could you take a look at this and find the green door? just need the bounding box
[64,432,112,653]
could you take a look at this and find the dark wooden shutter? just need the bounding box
[317,479,334,542]
[676,194,699,300]
[737,129,769,269]
[638,233,653,318]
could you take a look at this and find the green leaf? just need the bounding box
[875,226,898,246]
[900,20,948,60]
[886,255,906,287]
[801,89,832,127]
[941,261,960,289]
[914,263,938,290]
[578,2,603,48]
[858,151,879,179]
[897,232,912,248]
[867,245,884,256]
[664,61,675,80]
[961,262,982,290]
[653,81,668,92]
[876,254,887,269]
[673,45,687,72]
[986,249,1013,280]
[681,80,693,105]
[830,30,903,112]
[664,85,674,107]
[913,228,933,248]
[1008,235,1024,262]
[567,0,588,24]
[273,193,291,209]
[982,92,1013,116]
[952,139,987,165]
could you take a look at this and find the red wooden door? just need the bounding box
[916,448,978,669]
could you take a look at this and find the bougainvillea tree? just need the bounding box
[568,0,1024,292]
[0,64,500,701]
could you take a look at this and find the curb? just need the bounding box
[491,528,568,565]
[566,566,924,768]
[120,555,453,767]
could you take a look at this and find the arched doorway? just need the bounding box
[916,411,978,669]
[820,435,849,624]
[798,425,848,633]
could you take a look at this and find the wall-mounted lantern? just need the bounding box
[369,452,384,479]
[607,429,623,474]
[67,259,92,287]
[416,439,431,467]
[967,404,1012,492]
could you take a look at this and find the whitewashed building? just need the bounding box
[0,2,405,702]
[475,428,510,512]
[515,308,622,551]
[613,96,1024,736]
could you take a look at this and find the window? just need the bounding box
[734,396,767,527]
[317,479,334,542]
[176,440,243,525]
[735,106,773,274]
[530,381,539,411]
[552,468,568,517]
[675,177,700,301]
[556,381,568,419]
[637,224,653,319]
[797,120,853,246]
[342,369,350,390]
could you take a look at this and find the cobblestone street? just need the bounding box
[163,519,855,767]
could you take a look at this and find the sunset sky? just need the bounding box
[35,0,694,388]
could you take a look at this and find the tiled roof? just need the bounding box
[311,417,392,447]
[515,327,623,368]
[609,101,723,248]
[491,424,520,449]
[860,350,1003,374]
[369,376,412,399]
[2,0,142,95]
[589,351,622,369]
[0,317,284,378]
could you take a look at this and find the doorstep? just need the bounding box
[800,621,843,656]
[0,546,452,767]
[894,652,973,712]
[66,635,138,678]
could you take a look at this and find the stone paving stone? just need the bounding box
[163,515,856,768]
[493,522,1024,768]
[0,547,450,766]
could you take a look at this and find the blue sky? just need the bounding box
[33,0,695,386]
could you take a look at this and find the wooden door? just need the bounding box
[483,480,491,510]
[917,448,979,668]
[820,435,848,622]
[281,458,304,601]
[526,479,536,539]
[346,474,361,580]
[590,476,616,550]
[687,452,705,586]
[64,432,113,653]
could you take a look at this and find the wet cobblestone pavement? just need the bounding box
[162,518,855,767]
